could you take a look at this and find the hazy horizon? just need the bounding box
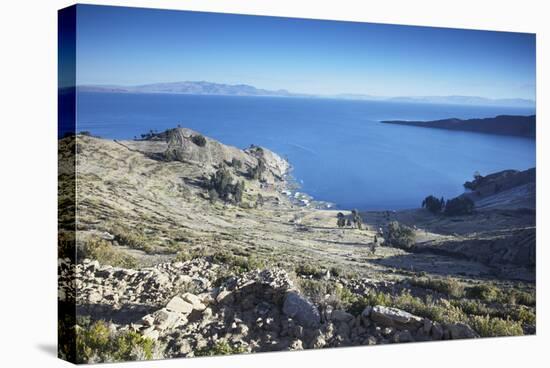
[74,4,536,101]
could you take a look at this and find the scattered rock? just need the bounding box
[370,305,424,329]
[282,291,320,328]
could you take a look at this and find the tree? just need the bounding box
[207,168,245,204]
[422,195,444,214]
[351,209,363,229]
[191,134,207,147]
[336,212,346,228]
[247,159,266,180]
[384,221,416,250]
[444,196,474,216]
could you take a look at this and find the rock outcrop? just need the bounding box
[59,258,480,359]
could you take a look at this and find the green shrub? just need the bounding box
[195,340,246,357]
[466,284,500,302]
[411,277,465,298]
[191,134,207,147]
[384,221,416,249]
[295,263,324,278]
[76,320,155,363]
[80,238,137,268]
[444,196,474,216]
[470,315,524,337]
[109,226,153,253]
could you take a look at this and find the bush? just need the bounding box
[444,196,474,216]
[470,315,523,337]
[384,221,416,249]
[76,320,155,363]
[80,238,137,268]
[411,277,465,298]
[230,158,242,169]
[109,226,153,253]
[295,263,324,278]
[191,134,207,147]
[422,195,444,214]
[195,340,246,357]
[466,284,500,302]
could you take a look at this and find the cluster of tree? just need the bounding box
[422,194,475,216]
[422,195,445,214]
[336,209,363,229]
[247,159,266,180]
[443,196,475,216]
[207,167,245,204]
[384,221,416,250]
[464,171,484,190]
[191,134,207,147]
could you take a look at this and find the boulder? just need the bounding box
[445,323,478,339]
[331,310,354,323]
[370,305,424,329]
[282,291,320,328]
[182,292,206,311]
[166,296,193,315]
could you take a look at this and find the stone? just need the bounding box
[370,305,424,329]
[166,296,193,314]
[216,290,234,304]
[289,339,304,350]
[445,323,478,339]
[141,314,155,327]
[182,292,206,311]
[392,330,413,343]
[311,335,326,349]
[282,291,320,328]
[331,310,354,323]
[431,322,444,340]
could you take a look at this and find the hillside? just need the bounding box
[58,127,536,362]
[381,115,536,138]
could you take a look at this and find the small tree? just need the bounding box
[444,196,474,216]
[191,134,207,147]
[336,212,346,228]
[422,195,444,214]
[247,159,266,180]
[384,221,416,250]
[351,209,363,229]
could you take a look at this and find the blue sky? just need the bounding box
[75,4,536,100]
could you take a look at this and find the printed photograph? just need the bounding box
[58,4,536,363]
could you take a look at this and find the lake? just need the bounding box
[76,92,536,210]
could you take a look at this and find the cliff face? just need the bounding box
[381,115,536,138]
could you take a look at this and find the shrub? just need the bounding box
[195,340,246,357]
[444,196,474,216]
[295,263,324,278]
[80,238,137,268]
[470,315,523,337]
[109,226,153,253]
[76,320,155,363]
[422,195,444,214]
[466,284,500,302]
[191,134,207,147]
[230,158,242,169]
[384,221,416,249]
[411,277,465,298]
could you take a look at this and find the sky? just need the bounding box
[75,4,536,100]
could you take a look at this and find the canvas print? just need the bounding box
[58,4,536,364]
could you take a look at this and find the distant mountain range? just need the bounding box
[77,81,535,108]
[381,115,536,138]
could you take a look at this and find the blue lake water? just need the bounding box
[77,92,536,210]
